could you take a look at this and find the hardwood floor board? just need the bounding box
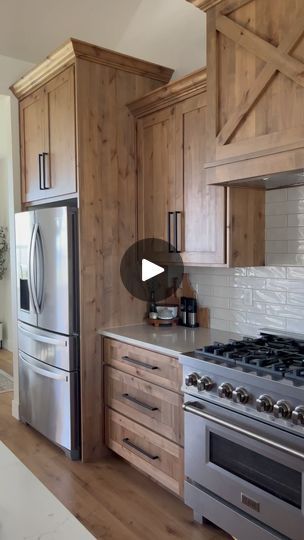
[0,392,230,540]
[0,349,13,376]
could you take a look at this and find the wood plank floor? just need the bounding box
[0,349,13,376]
[0,382,231,539]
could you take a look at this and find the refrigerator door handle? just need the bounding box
[19,353,68,381]
[18,323,68,347]
[28,223,36,313]
[36,226,44,311]
[30,223,41,314]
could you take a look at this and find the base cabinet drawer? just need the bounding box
[104,338,181,392]
[105,366,183,445]
[106,408,184,496]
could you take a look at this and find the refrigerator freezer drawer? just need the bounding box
[18,322,78,371]
[19,351,80,459]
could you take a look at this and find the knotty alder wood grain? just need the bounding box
[76,58,168,461]
[105,366,184,446]
[200,0,304,185]
[0,391,231,539]
[131,68,265,267]
[104,338,182,392]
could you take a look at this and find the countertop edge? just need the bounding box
[100,329,183,357]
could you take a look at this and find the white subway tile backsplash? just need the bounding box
[253,289,287,304]
[287,292,304,305]
[288,186,304,200]
[246,312,286,329]
[247,267,286,278]
[266,279,304,291]
[210,318,230,331]
[188,187,304,338]
[230,276,266,289]
[266,240,288,253]
[266,189,287,203]
[211,308,247,322]
[286,319,304,333]
[266,253,304,265]
[288,214,304,227]
[202,295,230,309]
[265,304,304,319]
[287,267,304,279]
[266,214,288,228]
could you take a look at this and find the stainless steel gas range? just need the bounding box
[179,329,304,540]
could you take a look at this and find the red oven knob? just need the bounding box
[218,382,234,399]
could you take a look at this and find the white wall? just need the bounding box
[0,96,13,350]
[0,53,34,417]
[116,0,206,79]
[188,188,304,336]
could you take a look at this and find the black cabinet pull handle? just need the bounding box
[168,212,175,252]
[122,393,159,412]
[38,154,44,190]
[42,152,50,189]
[121,355,159,371]
[122,438,159,461]
[175,211,182,253]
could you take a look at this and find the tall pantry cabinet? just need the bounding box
[11,38,173,461]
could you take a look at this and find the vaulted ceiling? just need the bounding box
[0,0,206,78]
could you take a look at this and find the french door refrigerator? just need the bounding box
[15,206,80,459]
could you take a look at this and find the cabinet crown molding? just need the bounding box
[128,68,207,117]
[10,38,174,100]
[186,0,223,11]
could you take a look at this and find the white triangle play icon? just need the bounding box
[141,258,165,282]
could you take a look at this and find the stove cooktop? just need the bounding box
[195,332,304,385]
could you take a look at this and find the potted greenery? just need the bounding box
[0,226,8,348]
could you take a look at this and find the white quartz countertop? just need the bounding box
[98,324,240,357]
[0,441,94,540]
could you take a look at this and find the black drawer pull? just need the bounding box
[122,393,159,412]
[122,355,159,371]
[38,154,44,190]
[122,438,159,461]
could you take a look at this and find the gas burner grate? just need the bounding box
[195,333,304,384]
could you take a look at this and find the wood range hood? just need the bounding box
[187,0,304,190]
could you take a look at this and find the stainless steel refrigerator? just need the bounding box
[15,206,80,460]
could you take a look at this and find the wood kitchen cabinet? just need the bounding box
[12,39,173,461]
[19,66,76,203]
[187,0,304,187]
[130,69,265,267]
[104,338,184,496]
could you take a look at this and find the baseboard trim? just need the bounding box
[12,398,19,420]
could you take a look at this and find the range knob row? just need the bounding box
[185,373,213,391]
[255,395,302,422]
[185,374,304,425]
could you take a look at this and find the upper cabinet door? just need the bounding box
[176,94,226,265]
[20,88,46,203]
[19,66,76,204]
[44,66,77,198]
[137,107,176,248]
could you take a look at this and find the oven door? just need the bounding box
[184,399,304,540]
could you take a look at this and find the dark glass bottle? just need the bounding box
[149,290,157,313]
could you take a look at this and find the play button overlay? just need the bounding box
[142,259,164,282]
[120,238,184,303]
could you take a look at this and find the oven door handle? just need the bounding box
[183,401,304,461]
